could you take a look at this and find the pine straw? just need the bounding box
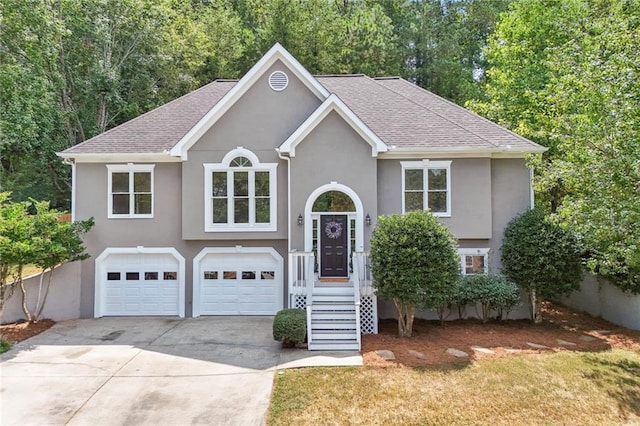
[362,302,640,367]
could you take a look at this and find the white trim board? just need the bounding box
[279,94,387,157]
[170,43,330,160]
[303,182,365,253]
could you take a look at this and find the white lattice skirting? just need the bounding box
[295,294,377,334]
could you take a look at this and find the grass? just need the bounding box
[0,338,11,354]
[268,349,640,425]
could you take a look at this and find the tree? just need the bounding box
[373,0,510,104]
[21,200,93,322]
[539,0,640,293]
[501,209,582,324]
[472,0,640,293]
[0,193,93,322]
[370,211,460,337]
[0,193,34,314]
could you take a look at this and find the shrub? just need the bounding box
[273,309,306,347]
[370,211,460,337]
[452,277,477,319]
[502,209,583,323]
[0,338,11,354]
[460,274,520,322]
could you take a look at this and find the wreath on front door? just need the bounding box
[324,221,343,239]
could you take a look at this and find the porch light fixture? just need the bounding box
[297,214,304,225]
[366,213,371,226]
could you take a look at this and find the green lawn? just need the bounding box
[268,350,640,425]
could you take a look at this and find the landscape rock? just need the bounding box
[446,348,469,358]
[470,345,495,354]
[526,342,549,349]
[376,349,396,360]
[408,349,427,360]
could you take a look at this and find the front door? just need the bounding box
[320,215,348,278]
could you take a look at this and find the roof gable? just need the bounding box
[169,43,330,160]
[279,94,387,157]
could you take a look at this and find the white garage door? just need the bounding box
[195,249,283,315]
[96,250,183,316]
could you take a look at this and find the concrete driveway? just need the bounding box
[1,316,359,426]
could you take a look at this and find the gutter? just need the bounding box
[276,148,291,253]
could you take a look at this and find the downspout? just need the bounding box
[529,167,535,210]
[276,148,291,252]
[63,157,76,222]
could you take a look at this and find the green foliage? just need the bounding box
[273,309,307,347]
[0,338,11,354]
[0,192,93,321]
[459,274,520,322]
[502,209,582,322]
[370,211,460,336]
[1,0,505,208]
[473,0,640,293]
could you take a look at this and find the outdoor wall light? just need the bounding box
[297,214,304,225]
[366,213,372,226]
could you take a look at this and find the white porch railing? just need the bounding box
[288,251,378,339]
[352,251,378,334]
[288,251,315,306]
[353,252,374,296]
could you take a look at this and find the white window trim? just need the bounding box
[401,160,452,217]
[204,147,278,232]
[107,164,155,219]
[458,248,490,275]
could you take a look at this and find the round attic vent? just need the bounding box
[268,71,289,91]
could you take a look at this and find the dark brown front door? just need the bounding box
[320,215,348,278]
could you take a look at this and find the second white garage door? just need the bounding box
[193,248,283,316]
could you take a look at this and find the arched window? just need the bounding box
[312,191,356,212]
[204,148,277,231]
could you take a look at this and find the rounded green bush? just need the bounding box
[273,309,306,347]
[459,274,520,322]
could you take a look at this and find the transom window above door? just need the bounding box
[204,147,277,232]
[312,191,356,212]
[107,164,155,218]
[401,160,451,217]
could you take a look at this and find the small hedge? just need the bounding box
[273,309,306,347]
[458,274,521,322]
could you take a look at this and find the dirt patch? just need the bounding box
[0,319,55,344]
[362,302,640,367]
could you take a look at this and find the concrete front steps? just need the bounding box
[308,283,360,351]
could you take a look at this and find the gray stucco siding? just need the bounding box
[75,162,289,317]
[76,162,184,317]
[289,111,378,251]
[182,60,322,240]
[377,158,492,238]
[488,158,532,273]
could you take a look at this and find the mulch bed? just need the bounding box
[0,319,55,344]
[362,302,640,367]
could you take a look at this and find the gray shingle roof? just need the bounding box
[61,75,543,155]
[371,77,539,150]
[63,80,235,154]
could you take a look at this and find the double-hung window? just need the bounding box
[204,148,277,232]
[458,248,489,275]
[401,160,451,216]
[107,164,155,218]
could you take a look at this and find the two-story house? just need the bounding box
[58,44,545,350]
